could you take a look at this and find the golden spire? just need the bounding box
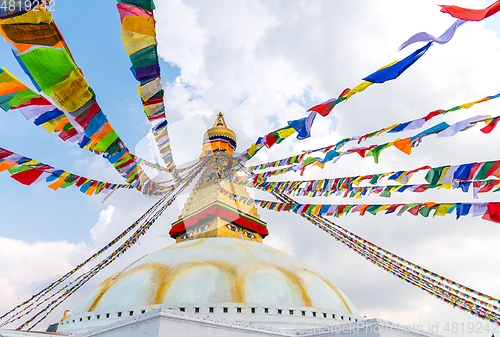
[171,113,268,243]
[203,112,237,147]
[214,111,226,127]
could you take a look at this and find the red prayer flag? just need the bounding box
[440,0,500,21]
[10,168,43,185]
[482,202,500,223]
[308,88,351,117]
[59,128,78,141]
[147,113,166,121]
[17,96,52,108]
[0,148,14,160]
[264,134,277,148]
[75,177,88,187]
[424,109,445,121]
[407,204,424,215]
[480,116,500,134]
[478,182,497,193]
[75,102,101,129]
[349,145,377,158]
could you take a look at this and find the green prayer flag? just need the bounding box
[19,48,76,94]
[130,45,159,69]
[118,0,156,11]
[370,174,383,184]
[425,166,446,185]
[380,187,392,198]
[366,205,382,215]
[8,165,31,174]
[474,161,495,181]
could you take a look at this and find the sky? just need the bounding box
[1,0,500,335]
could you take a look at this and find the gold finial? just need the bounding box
[214,112,226,128]
[203,112,237,144]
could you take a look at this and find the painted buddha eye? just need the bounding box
[226,224,239,232]
[181,232,193,240]
[198,224,210,232]
[244,231,255,239]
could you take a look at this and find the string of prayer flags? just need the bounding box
[1,161,204,330]
[241,159,500,202]
[248,92,500,173]
[295,114,497,170]
[262,112,500,177]
[0,9,168,195]
[237,176,500,200]
[116,0,180,181]
[282,193,500,323]
[239,14,494,165]
[14,162,204,331]
[439,0,500,21]
[216,180,500,224]
[0,68,82,142]
[0,147,134,195]
[238,40,439,162]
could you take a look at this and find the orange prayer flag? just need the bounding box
[0,161,17,172]
[393,138,412,155]
[48,178,65,191]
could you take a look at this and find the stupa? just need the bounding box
[1,114,440,337]
[55,113,361,333]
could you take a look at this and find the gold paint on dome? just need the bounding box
[81,239,355,314]
[203,112,237,147]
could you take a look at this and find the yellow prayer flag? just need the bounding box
[276,127,296,139]
[41,114,66,134]
[433,203,454,217]
[49,68,92,112]
[344,81,371,100]
[122,16,156,37]
[460,97,489,109]
[0,6,52,25]
[121,32,156,55]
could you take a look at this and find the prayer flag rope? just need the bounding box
[211,156,500,315]
[214,178,500,224]
[238,9,500,165]
[19,161,203,331]
[116,0,181,181]
[249,113,499,180]
[0,147,135,195]
[0,10,166,195]
[248,92,500,172]
[273,193,500,324]
[2,160,204,330]
[239,159,500,199]
[236,175,500,200]
[0,185,172,327]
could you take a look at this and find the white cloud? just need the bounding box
[89,205,116,242]
[0,277,18,309]
[0,237,88,325]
